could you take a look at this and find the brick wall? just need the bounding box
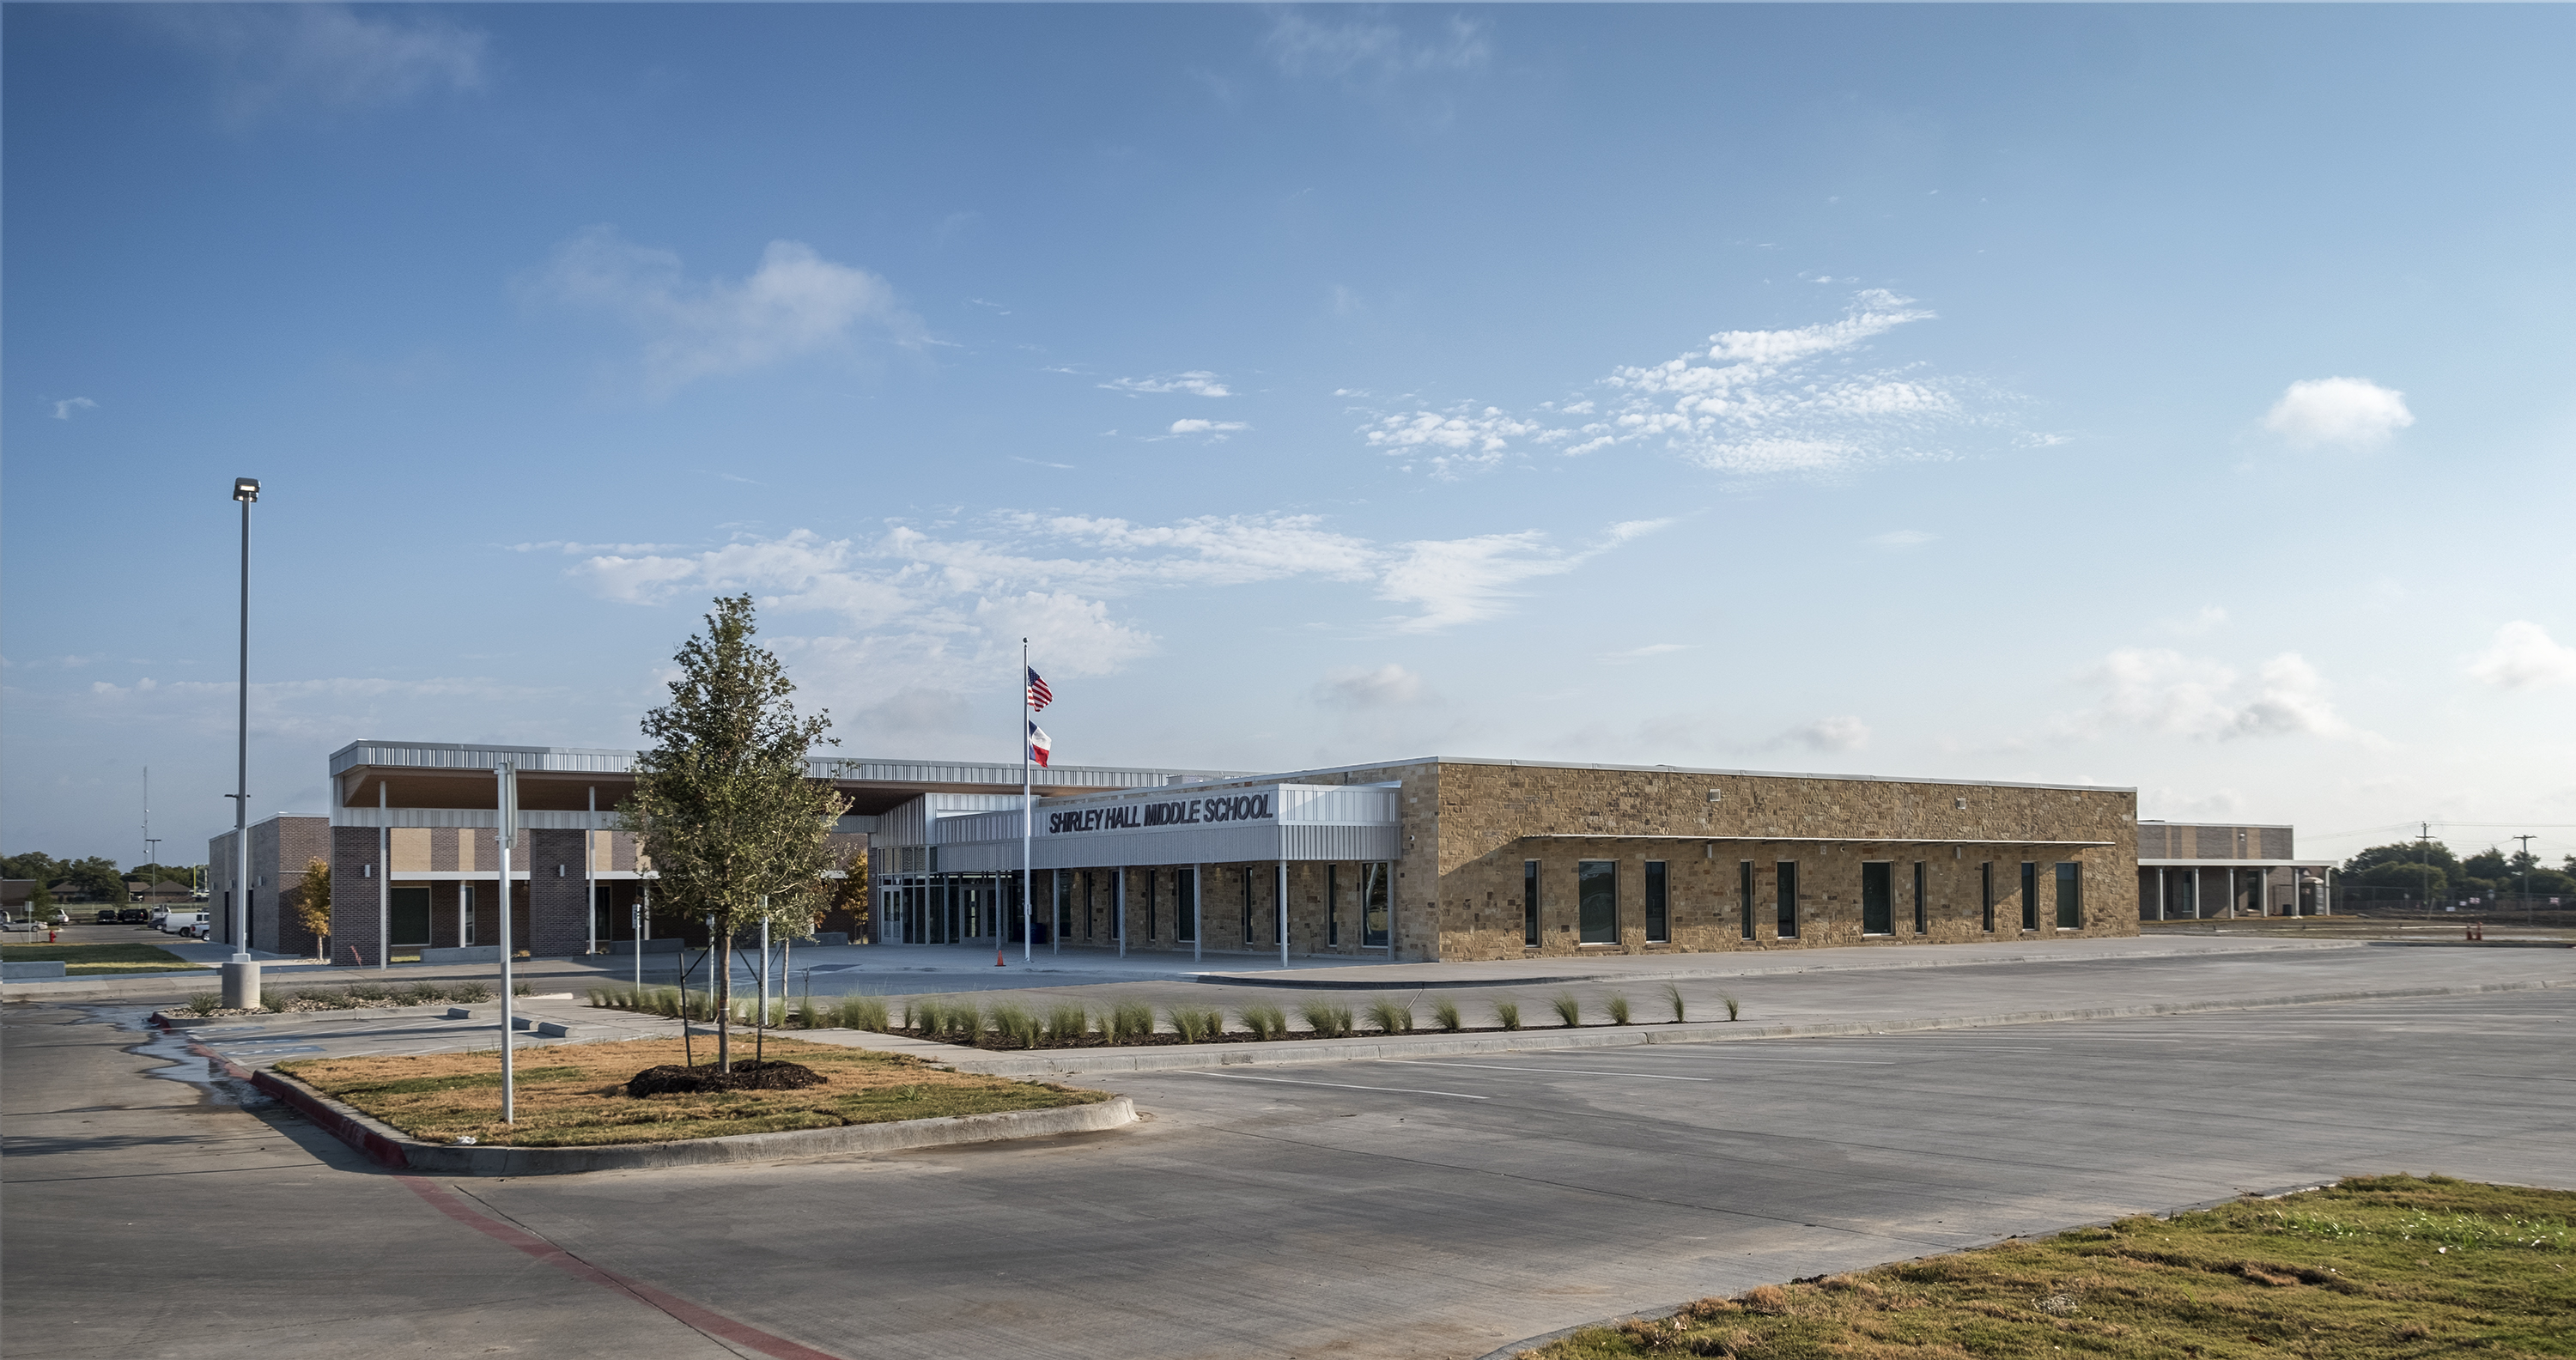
[328,826,384,967]
[525,829,588,956]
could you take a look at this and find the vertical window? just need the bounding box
[2020,862,2039,931]
[2055,862,2082,929]
[1242,869,1255,944]
[1978,863,1994,932]
[1053,871,1069,942]
[1862,863,1893,935]
[1362,862,1391,947]
[1145,869,1158,941]
[1274,868,1285,945]
[1327,864,1340,946]
[1912,861,1927,934]
[1523,859,1540,946]
[1776,862,1799,938]
[1176,868,1196,942]
[1577,861,1618,944]
[1644,861,1669,944]
[1739,860,1756,939]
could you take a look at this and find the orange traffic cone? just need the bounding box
[995,943,1007,967]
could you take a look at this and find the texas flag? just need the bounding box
[1028,720,1052,768]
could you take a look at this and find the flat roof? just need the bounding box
[1167,755,2136,796]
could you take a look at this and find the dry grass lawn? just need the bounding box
[278,1036,1109,1149]
[3,941,204,972]
[1534,1175,2573,1360]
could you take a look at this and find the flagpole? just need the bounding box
[1021,637,1033,963]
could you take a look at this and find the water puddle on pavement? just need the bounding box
[88,1005,281,1108]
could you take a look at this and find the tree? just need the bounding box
[64,857,125,903]
[28,880,55,915]
[617,596,848,1073]
[3,852,66,884]
[295,857,333,960]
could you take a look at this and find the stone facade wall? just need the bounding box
[1424,762,2136,962]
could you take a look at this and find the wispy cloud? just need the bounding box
[1314,664,1429,710]
[527,227,921,394]
[1358,290,2009,478]
[51,397,97,421]
[505,540,693,556]
[1771,716,1870,753]
[1102,371,1232,397]
[1165,418,1250,438]
[2466,621,2576,690]
[1264,10,1490,83]
[2060,647,2366,743]
[149,3,487,128]
[2262,377,2413,450]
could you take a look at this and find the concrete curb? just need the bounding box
[908,978,2564,1078]
[247,1066,1136,1176]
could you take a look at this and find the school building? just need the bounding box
[318,738,2186,962]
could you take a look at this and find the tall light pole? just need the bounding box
[222,477,261,1010]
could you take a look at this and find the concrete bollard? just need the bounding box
[221,960,262,1010]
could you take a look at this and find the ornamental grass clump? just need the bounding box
[1366,999,1413,1035]
[1166,1005,1221,1042]
[184,991,222,1017]
[1108,1000,1157,1043]
[348,981,392,1003]
[1300,1000,1353,1038]
[1045,1004,1091,1043]
[1552,993,1583,1027]
[835,996,889,1032]
[1239,1004,1288,1041]
[1432,997,1465,1032]
[988,1001,1042,1048]
[1722,992,1741,1021]
[1662,981,1686,1023]
[451,981,494,1003]
[1607,993,1633,1025]
[1493,998,1522,1030]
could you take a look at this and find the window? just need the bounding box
[1776,862,1799,938]
[1327,864,1340,946]
[2055,861,2082,929]
[1644,861,1669,944]
[1176,868,1196,942]
[1362,862,1391,947]
[1522,860,1540,947]
[1242,869,1255,944]
[1054,871,1070,942]
[1740,861,1756,939]
[1084,871,1095,939]
[1861,863,1893,935]
[388,885,432,948]
[2020,862,2039,931]
[1145,869,1158,941]
[1912,861,1927,935]
[1979,862,1994,932]
[1577,861,1618,944]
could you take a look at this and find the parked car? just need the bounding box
[160,911,208,935]
[117,908,150,925]
[178,920,211,939]
[96,908,119,923]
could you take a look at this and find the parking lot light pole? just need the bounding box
[221,477,262,1011]
[496,758,519,1123]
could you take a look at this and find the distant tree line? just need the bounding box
[2337,841,2576,902]
[3,853,206,902]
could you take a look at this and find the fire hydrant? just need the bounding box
[48,926,60,943]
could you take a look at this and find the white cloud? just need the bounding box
[1359,290,2005,478]
[1264,11,1489,82]
[1868,530,1935,549]
[530,227,920,393]
[1315,664,1429,710]
[1102,371,1231,397]
[2466,621,2576,690]
[154,4,486,127]
[1777,716,1871,753]
[51,398,97,421]
[2162,605,2229,637]
[2068,647,2360,742]
[506,540,691,556]
[1166,419,1250,437]
[2262,377,2414,450]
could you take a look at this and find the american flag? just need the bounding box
[1025,666,1053,712]
[1028,721,1052,768]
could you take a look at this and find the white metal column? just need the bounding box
[1278,860,1288,968]
[377,780,389,968]
[585,787,597,955]
[2156,866,2166,921]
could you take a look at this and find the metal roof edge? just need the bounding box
[1183,755,2136,795]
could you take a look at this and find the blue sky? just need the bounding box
[6,3,2573,868]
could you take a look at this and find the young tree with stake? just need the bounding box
[617,596,848,1074]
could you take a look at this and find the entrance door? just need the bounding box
[1577,860,1617,944]
[388,886,432,948]
[1861,863,1893,935]
[2055,862,2082,928]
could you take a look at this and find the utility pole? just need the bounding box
[2420,822,2435,914]
[2515,834,2537,925]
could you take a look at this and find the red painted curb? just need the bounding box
[249,1068,412,1170]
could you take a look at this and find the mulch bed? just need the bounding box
[623,1059,829,1096]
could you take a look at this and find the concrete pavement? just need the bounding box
[6,942,2572,1359]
